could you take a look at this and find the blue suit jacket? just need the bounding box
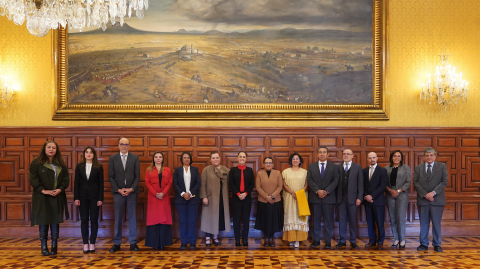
[362,165,387,206]
[173,166,201,204]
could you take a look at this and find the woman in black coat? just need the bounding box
[173,152,201,250]
[229,151,255,247]
[29,140,70,256]
[74,147,104,254]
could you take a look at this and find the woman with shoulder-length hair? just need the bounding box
[282,152,308,248]
[74,146,104,254]
[173,152,201,250]
[200,151,231,247]
[29,140,70,256]
[144,151,173,250]
[229,151,255,247]
[254,157,283,247]
[385,150,411,250]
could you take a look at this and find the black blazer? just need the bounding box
[307,161,339,205]
[173,166,201,204]
[362,165,387,206]
[229,166,255,203]
[74,163,104,201]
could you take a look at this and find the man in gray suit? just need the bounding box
[307,146,339,249]
[108,137,140,253]
[414,147,448,252]
[336,149,363,249]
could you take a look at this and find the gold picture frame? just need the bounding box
[52,0,388,121]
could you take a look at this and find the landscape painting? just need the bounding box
[55,0,387,120]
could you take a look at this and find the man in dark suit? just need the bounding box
[108,137,140,252]
[307,146,339,249]
[363,152,387,250]
[336,149,363,249]
[414,147,448,252]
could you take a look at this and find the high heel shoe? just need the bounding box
[89,244,95,253]
[263,238,270,247]
[213,238,221,246]
[205,237,211,247]
[399,244,406,250]
[391,243,399,249]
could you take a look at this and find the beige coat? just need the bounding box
[256,169,283,203]
[200,165,231,234]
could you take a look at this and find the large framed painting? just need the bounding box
[53,0,388,120]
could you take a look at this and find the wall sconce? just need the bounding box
[420,47,468,112]
[0,75,17,108]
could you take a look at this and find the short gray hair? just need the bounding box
[424,147,436,155]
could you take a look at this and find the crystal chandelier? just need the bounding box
[420,47,468,112]
[0,0,148,37]
[0,74,16,108]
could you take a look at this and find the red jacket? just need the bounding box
[145,167,172,226]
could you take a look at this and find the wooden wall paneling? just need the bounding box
[1,127,480,237]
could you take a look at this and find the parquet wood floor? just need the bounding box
[0,237,479,268]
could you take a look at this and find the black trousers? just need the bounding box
[79,198,100,244]
[231,198,252,242]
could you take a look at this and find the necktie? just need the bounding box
[238,165,246,192]
[321,163,325,178]
[427,164,432,179]
[345,163,349,172]
[369,166,374,180]
[122,154,127,170]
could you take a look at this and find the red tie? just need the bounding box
[238,165,246,192]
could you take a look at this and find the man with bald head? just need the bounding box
[108,137,140,253]
[362,152,387,250]
[336,149,363,249]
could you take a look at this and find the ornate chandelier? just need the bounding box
[420,47,468,112]
[0,74,16,108]
[0,0,148,37]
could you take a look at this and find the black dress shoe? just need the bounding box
[270,238,276,247]
[434,246,443,252]
[377,244,384,250]
[417,244,428,251]
[235,241,241,247]
[109,245,120,253]
[365,242,376,248]
[180,244,187,250]
[243,240,248,247]
[190,244,196,250]
[155,247,164,251]
[310,241,320,248]
[336,242,346,248]
[130,243,140,251]
[399,244,406,250]
[325,242,332,249]
[350,243,359,249]
[213,239,221,246]
[264,238,270,247]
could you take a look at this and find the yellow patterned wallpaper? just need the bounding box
[0,0,479,127]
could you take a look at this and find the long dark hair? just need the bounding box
[37,140,66,167]
[389,150,404,167]
[148,151,164,173]
[80,146,101,168]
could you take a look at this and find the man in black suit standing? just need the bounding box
[336,149,363,249]
[108,137,140,252]
[363,152,387,250]
[414,148,448,252]
[307,146,339,249]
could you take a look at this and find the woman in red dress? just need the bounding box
[145,151,173,250]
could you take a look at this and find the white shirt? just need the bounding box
[426,161,435,173]
[121,152,128,185]
[86,163,92,180]
[180,166,192,198]
[318,160,328,171]
[343,161,352,171]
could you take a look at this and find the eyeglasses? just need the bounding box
[292,158,300,161]
[264,162,273,165]
[119,143,130,146]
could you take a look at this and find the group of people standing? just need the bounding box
[29,137,447,255]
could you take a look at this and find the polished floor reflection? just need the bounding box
[1,237,479,268]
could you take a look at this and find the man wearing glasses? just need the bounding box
[108,137,140,252]
[335,149,363,249]
[307,146,339,249]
